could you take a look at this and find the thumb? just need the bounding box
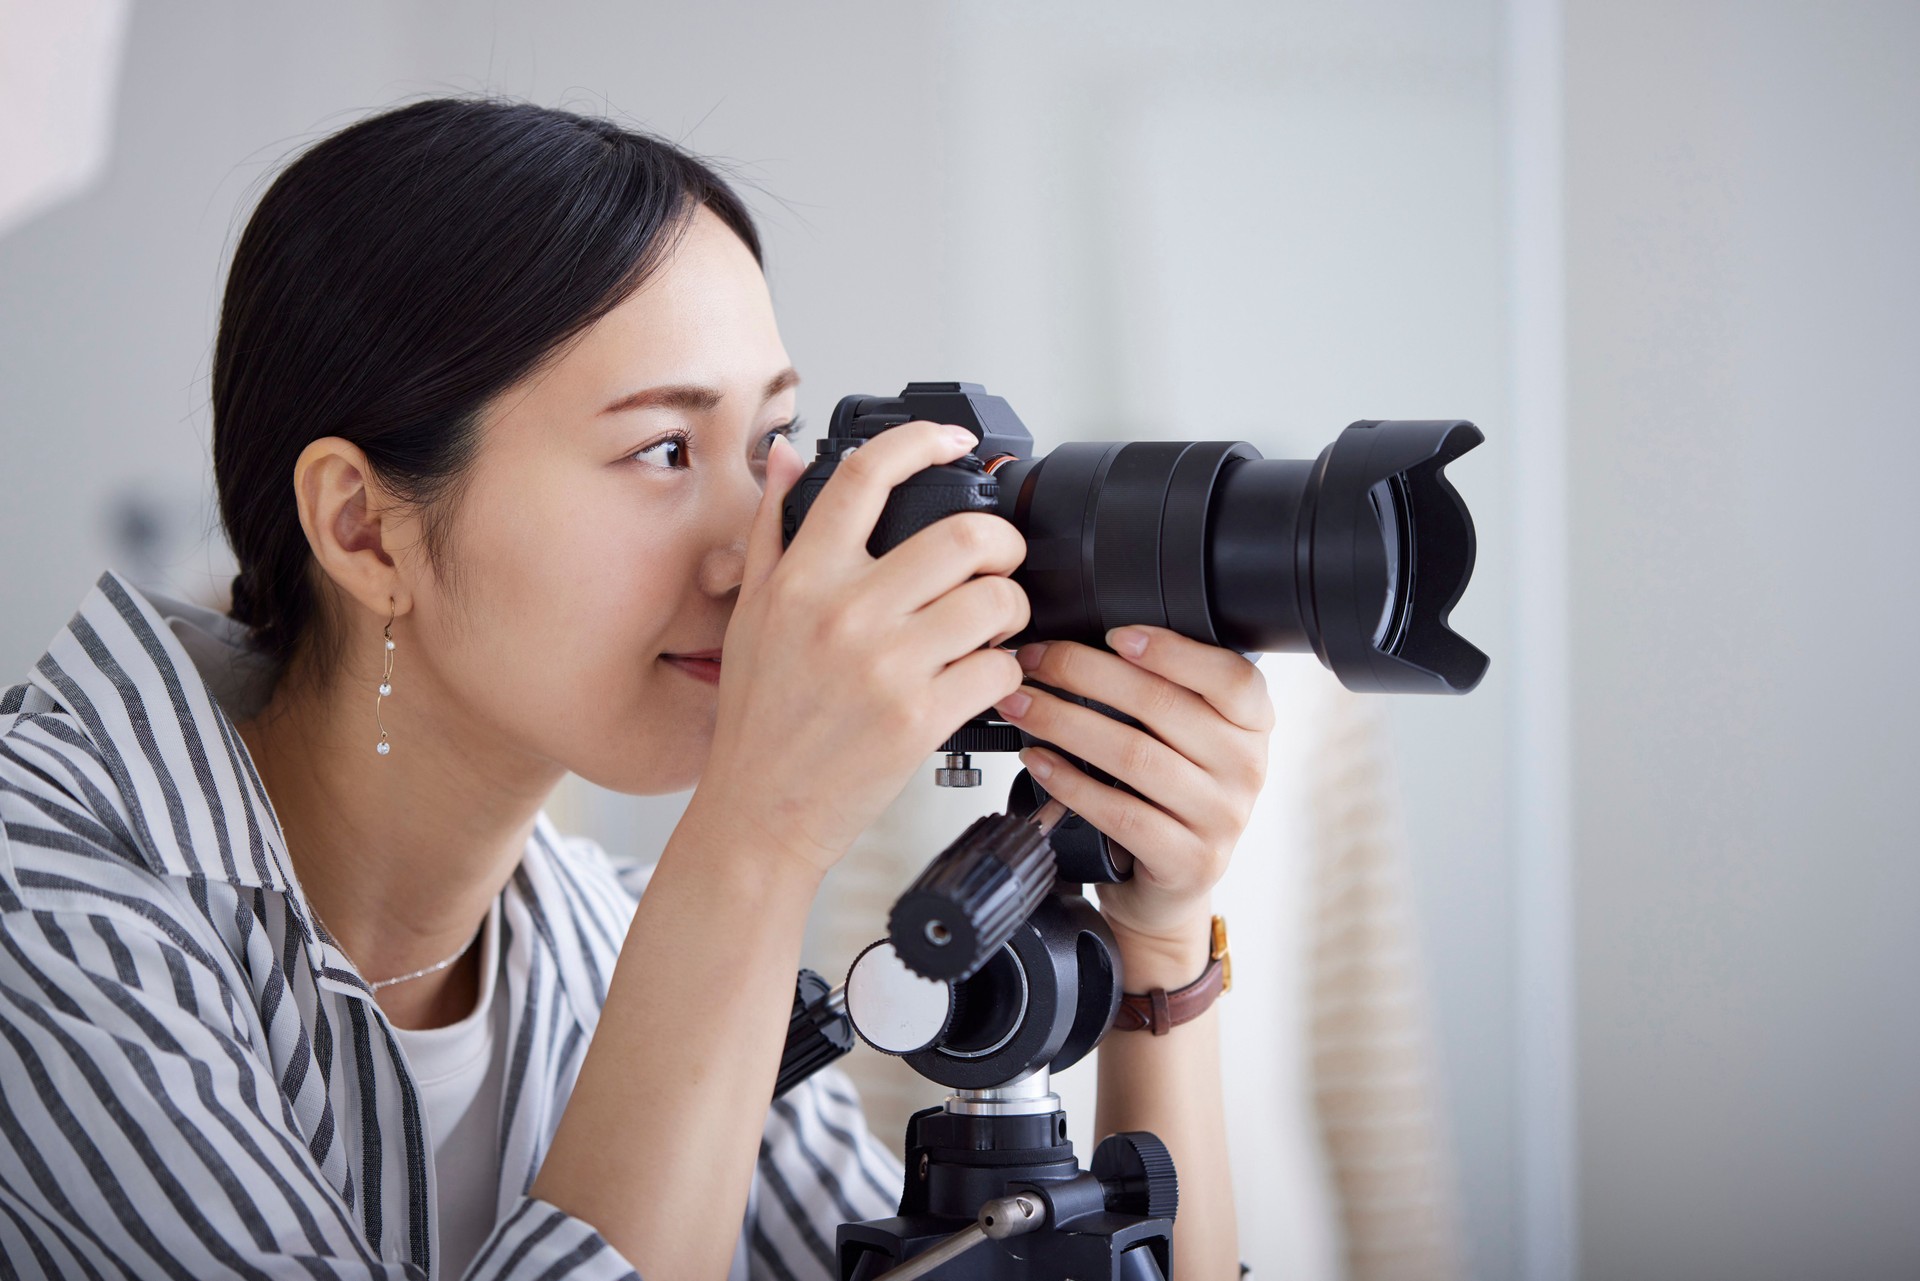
[742,434,807,595]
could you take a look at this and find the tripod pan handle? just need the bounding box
[773,969,854,1100]
[868,1194,1046,1281]
[888,811,1058,983]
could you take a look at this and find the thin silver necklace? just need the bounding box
[367,929,481,992]
[313,910,483,992]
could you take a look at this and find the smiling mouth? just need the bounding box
[662,651,723,683]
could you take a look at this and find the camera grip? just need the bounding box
[781,456,1000,557]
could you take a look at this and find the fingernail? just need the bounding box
[997,690,1032,720]
[944,424,976,451]
[1022,749,1053,781]
[1109,627,1148,658]
[1016,642,1049,671]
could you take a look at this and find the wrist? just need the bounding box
[1106,904,1216,992]
[673,788,832,895]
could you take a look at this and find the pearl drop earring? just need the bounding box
[375,603,396,756]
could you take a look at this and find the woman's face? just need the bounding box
[399,205,797,794]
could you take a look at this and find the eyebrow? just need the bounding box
[601,366,800,416]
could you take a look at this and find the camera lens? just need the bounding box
[993,420,1488,695]
[1369,478,1407,649]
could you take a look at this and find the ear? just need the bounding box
[291,438,419,621]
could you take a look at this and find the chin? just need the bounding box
[568,765,705,797]
[568,737,711,797]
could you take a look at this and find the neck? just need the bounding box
[237,653,563,1030]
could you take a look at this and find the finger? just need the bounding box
[930,645,1025,727]
[995,683,1218,831]
[867,511,1027,613]
[901,573,1031,669]
[1016,746,1199,887]
[1105,626,1273,733]
[742,433,809,595]
[785,420,975,563]
[1011,639,1227,772]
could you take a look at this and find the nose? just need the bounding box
[695,458,767,599]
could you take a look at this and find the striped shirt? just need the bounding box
[0,570,902,1279]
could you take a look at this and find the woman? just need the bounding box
[0,99,1271,1279]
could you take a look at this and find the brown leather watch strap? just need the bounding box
[1113,915,1231,1036]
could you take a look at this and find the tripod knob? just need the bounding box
[1092,1132,1180,1222]
[774,969,854,1099]
[888,811,1057,983]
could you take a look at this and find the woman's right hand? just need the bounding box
[691,420,1030,874]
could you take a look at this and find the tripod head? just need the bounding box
[777,775,1179,1279]
[850,799,1117,1088]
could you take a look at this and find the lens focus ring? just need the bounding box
[1091,443,1184,633]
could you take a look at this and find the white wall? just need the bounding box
[1565,2,1920,1275]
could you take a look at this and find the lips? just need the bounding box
[662,649,723,684]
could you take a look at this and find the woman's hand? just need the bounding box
[995,627,1273,950]
[692,423,1030,876]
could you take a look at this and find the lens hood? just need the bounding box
[1314,419,1488,693]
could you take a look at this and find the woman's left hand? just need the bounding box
[994,626,1274,948]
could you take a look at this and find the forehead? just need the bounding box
[518,205,787,414]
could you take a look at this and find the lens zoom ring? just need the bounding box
[1093,443,1187,632]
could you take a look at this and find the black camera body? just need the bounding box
[782,381,1488,695]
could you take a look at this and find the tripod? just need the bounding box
[777,775,1180,1279]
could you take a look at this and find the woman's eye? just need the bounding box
[760,417,805,455]
[630,433,690,469]
[630,419,802,470]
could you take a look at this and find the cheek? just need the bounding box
[422,471,712,763]
[480,462,673,611]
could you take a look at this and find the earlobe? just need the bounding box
[293,437,412,619]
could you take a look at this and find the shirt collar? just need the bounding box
[27,571,611,1017]
[30,569,295,894]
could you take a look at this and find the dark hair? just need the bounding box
[214,97,763,680]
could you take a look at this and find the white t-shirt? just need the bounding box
[391,898,507,1280]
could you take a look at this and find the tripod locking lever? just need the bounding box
[886,802,1068,984]
[869,1192,1046,1281]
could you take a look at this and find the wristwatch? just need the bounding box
[1112,915,1232,1036]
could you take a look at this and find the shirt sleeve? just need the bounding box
[457,1198,640,1281]
[0,897,640,1281]
[746,1067,904,1280]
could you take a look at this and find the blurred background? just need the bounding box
[2,1,1915,1277]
